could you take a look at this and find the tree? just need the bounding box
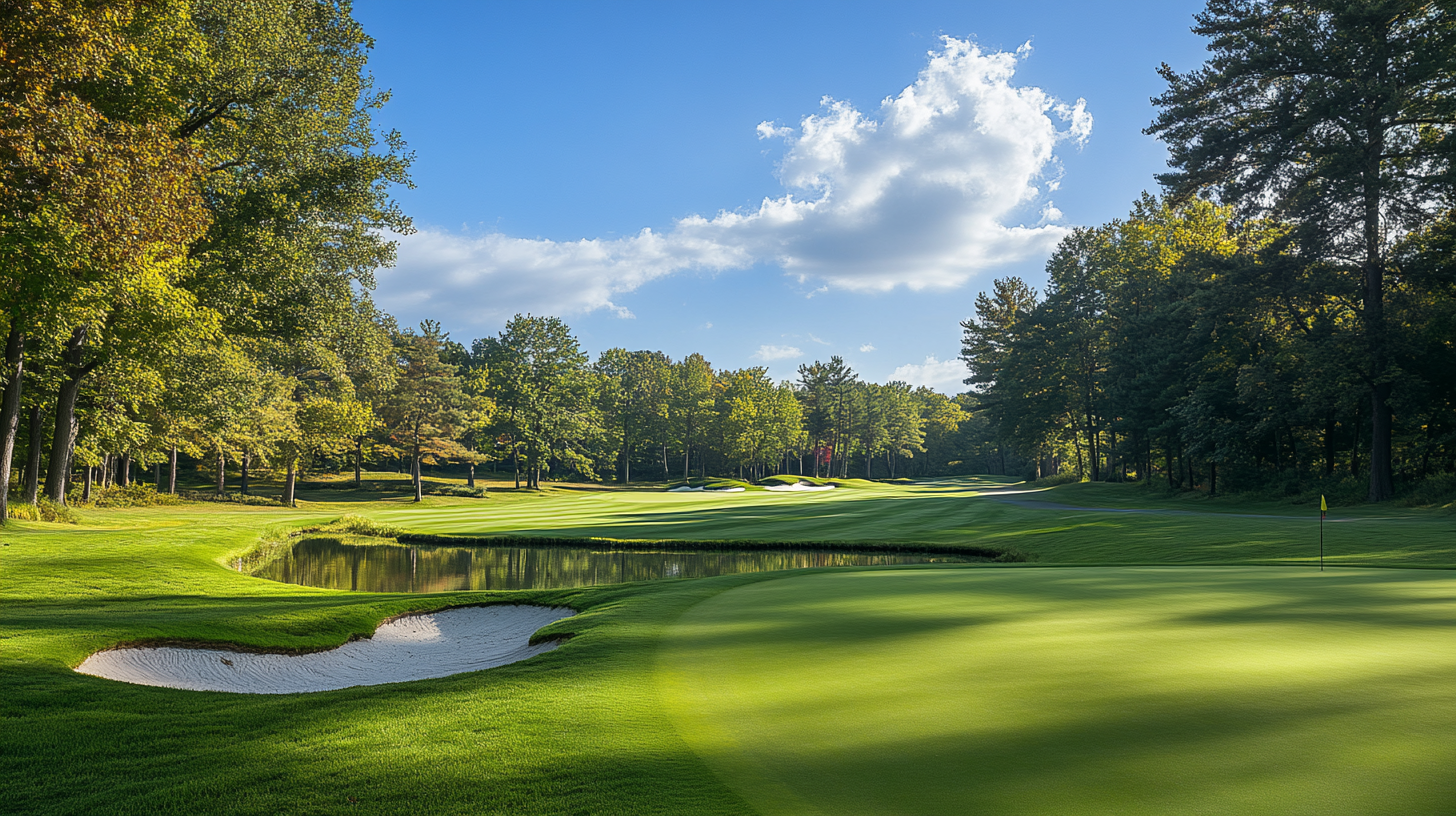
[596,349,669,483]
[0,1,210,517]
[797,357,858,478]
[380,324,472,502]
[667,353,715,482]
[476,315,596,489]
[1147,0,1456,500]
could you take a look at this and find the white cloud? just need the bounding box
[378,37,1091,327]
[757,120,793,140]
[754,344,803,362]
[890,356,968,393]
[859,343,876,352]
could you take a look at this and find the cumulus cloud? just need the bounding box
[859,343,876,352]
[754,344,803,362]
[890,356,968,393]
[378,37,1091,327]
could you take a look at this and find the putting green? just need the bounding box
[655,567,1456,815]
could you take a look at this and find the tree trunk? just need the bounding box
[354,437,363,486]
[284,462,296,507]
[1361,120,1395,501]
[22,402,42,504]
[240,451,250,495]
[412,445,422,502]
[82,465,93,503]
[119,452,131,487]
[512,441,520,489]
[1209,461,1217,498]
[46,326,99,504]
[168,446,177,494]
[1368,383,1395,501]
[216,452,225,496]
[467,462,475,488]
[1072,425,1084,480]
[0,326,23,521]
[153,462,160,488]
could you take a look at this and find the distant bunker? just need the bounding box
[76,605,574,694]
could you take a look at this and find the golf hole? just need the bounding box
[76,605,574,694]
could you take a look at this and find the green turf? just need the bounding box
[4,476,1456,814]
[656,567,1456,816]
[0,504,753,815]
[361,476,1456,567]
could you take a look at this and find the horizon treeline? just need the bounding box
[392,314,994,493]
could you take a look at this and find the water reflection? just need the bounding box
[256,537,974,592]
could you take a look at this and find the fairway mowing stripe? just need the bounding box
[657,566,1456,816]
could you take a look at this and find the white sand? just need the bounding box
[75,605,574,694]
[764,482,836,492]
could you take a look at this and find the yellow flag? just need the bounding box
[1321,495,1327,512]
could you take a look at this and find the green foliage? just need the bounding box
[4,499,77,524]
[179,489,281,506]
[428,484,487,498]
[313,514,402,539]
[1399,473,1456,509]
[476,314,598,488]
[83,484,183,508]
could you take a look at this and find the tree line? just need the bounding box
[365,314,997,496]
[1,0,407,518]
[0,0,1008,522]
[961,2,1456,503]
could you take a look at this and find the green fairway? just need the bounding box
[4,479,1456,814]
[366,477,1456,567]
[656,567,1456,816]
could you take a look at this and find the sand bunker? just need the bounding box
[668,485,746,493]
[76,605,574,694]
[764,482,836,492]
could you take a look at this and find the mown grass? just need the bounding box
[658,567,1456,816]
[0,504,753,815]
[3,475,1455,814]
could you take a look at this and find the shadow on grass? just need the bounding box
[2,576,760,816]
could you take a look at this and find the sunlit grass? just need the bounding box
[5,478,1456,813]
[657,567,1456,816]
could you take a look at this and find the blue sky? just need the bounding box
[355,0,1209,391]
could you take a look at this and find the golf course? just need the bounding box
[5,476,1456,815]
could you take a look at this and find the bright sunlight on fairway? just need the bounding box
[657,567,1456,816]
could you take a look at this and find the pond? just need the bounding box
[255,537,975,592]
